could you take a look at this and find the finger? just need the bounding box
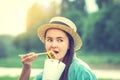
[22,53,38,63]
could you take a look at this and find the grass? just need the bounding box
[0,76,18,80]
[0,76,34,80]
[0,55,47,68]
[0,52,119,80]
[0,76,114,80]
[98,79,114,80]
[0,51,120,69]
[76,51,120,69]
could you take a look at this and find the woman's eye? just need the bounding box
[58,39,63,42]
[47,39,52,42]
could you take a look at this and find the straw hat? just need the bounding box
[38,17,82,51]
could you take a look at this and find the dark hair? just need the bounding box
[59,32,74,80]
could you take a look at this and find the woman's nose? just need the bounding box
[51,41,58,48]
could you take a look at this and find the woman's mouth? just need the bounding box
[53,50,59,54]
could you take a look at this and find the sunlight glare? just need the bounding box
[0,0,97,36]
[36,0,51,10]
[85,0,98,13]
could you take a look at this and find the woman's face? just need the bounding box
[45,28,69,61]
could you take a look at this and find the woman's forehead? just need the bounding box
[45,29,68,38]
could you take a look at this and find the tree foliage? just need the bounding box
[0,35,15,57]
[0,0,120,57]
[13,31,45,54]
[82,0,120,52]
[26,3,57,32]
[61,0,120,52]
[93,5,120,52]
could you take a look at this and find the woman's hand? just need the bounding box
[21,52,38,68]
[19,52,38,80]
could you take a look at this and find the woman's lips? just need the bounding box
[53,50,59,54]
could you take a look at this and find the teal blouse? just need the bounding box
[34,56,97,80]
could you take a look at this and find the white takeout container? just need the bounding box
[42,59,66,80]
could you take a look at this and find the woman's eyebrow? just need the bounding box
[46,37,52,38]
[57,37,64,39]
[45,36,64,39]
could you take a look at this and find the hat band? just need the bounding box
[50,21,70,28]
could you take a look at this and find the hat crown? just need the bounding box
[50,17,77,32]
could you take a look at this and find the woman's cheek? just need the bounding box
[45,43,50,51]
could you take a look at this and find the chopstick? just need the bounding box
[18,52,46,57]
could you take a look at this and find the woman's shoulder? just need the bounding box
[71,56,91,70]
[68,56,97,80]
[73,57,91,70]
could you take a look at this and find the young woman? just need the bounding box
[19,17,96,80]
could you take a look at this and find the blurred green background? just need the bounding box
[0,0,120,80]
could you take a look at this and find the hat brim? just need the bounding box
[38,24,82,51]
